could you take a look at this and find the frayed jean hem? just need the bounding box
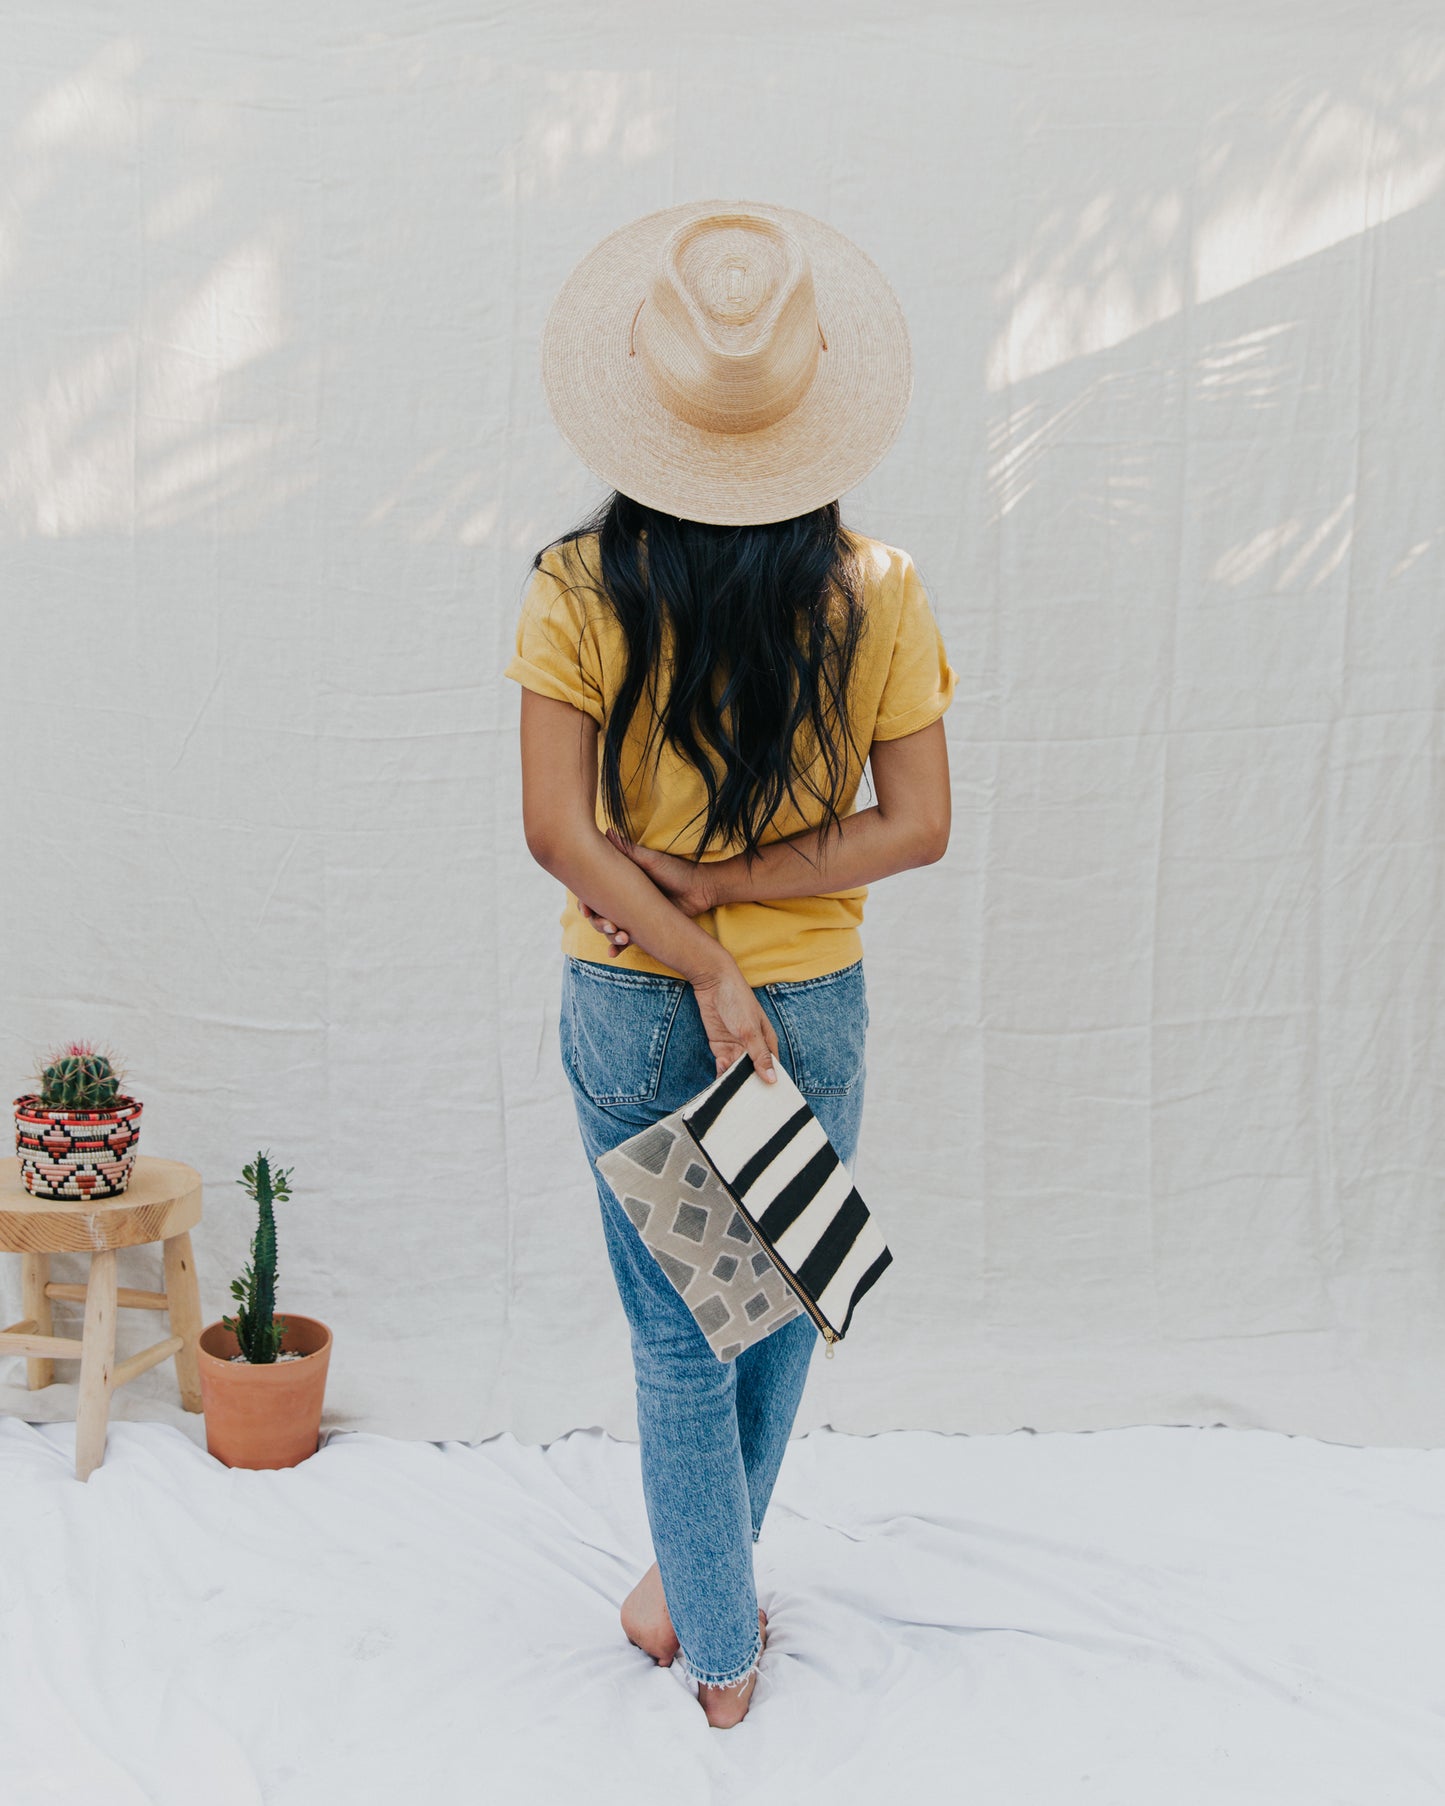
[676,1621,763,1690]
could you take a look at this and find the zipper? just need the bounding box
[683,1125,840,1358]
[796,1285,839,1356]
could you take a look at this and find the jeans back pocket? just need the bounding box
[763,959,868,1097]
[561,956,687,1106]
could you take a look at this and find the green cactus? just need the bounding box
[221,1151,294,1364]
[32,1038,127,1112]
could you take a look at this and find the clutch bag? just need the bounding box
[594,1049,892,1364]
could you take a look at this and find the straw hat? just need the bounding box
[540,199,912,527]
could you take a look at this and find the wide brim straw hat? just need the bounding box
[540,198,912,527]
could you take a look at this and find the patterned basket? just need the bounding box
[12,1094,145,1199]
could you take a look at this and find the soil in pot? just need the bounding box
[196,1313,332,1469]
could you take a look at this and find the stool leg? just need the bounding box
[75,1248,118,1482]
[21,1251,54,1389]
[163,1230,203,1412]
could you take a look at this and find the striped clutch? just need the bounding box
[594,1049,892,1364]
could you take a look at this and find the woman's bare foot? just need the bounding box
[698,1611,769,1730]
[621,1561,768,1682]
[621,1560,679,1665]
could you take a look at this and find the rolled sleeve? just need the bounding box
[872,555,958,741]
[502,554,606,727]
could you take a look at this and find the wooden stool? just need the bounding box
[0,1155,204,1481]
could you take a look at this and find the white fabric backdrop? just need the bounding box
[2,1,1442,1446]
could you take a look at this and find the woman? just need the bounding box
[504,202,957,1728]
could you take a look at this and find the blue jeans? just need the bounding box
[559,951,868,1689]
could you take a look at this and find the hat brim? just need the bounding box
[540,198,912,527]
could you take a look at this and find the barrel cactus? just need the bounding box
[16,1037,141,1199]
[31,1038,128,1112]
[222,1151,294,1363]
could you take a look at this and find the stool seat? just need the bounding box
[0,1155,205,1480]
[0,1155,201,1253]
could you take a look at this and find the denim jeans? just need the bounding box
[559,951,868,1689]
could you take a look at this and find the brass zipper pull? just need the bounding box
[822,1326,837,1359]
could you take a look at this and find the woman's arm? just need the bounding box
[518,689,730,983]
[707,717,951,906]
[708,718,946,903]
[519,688,782,1080]
[579,718,952,951]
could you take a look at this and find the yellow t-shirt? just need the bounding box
[503,529,958,986]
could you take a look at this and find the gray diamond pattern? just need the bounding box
[672,1200,710,1243]
[694,1294,731,1334]
[595,1126,801,1365]
[654,1249,697,1292]
[630,1123,677,1175]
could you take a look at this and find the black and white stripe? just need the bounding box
[683,1054,891,1340]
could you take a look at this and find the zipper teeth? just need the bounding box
[682,1123,839,1343]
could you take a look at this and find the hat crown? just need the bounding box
[633,211,823,435]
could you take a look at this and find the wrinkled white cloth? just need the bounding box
[2,1417,1442,1804]
[2,0,1443,1451]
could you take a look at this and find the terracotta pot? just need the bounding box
[12,1093,144,1199]
[196,1313,333,1469]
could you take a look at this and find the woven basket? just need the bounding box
[12,1094,145,1199]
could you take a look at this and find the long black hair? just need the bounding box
[531,490,871,877]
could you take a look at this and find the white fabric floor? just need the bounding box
[2,1418,1443,1804]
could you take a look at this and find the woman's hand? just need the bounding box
[578,829,724,957]
[691,956,780,1084]
[577,898,633,957]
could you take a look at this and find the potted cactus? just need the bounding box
[13,1037,144,1199]
[196,1151,333,1469]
